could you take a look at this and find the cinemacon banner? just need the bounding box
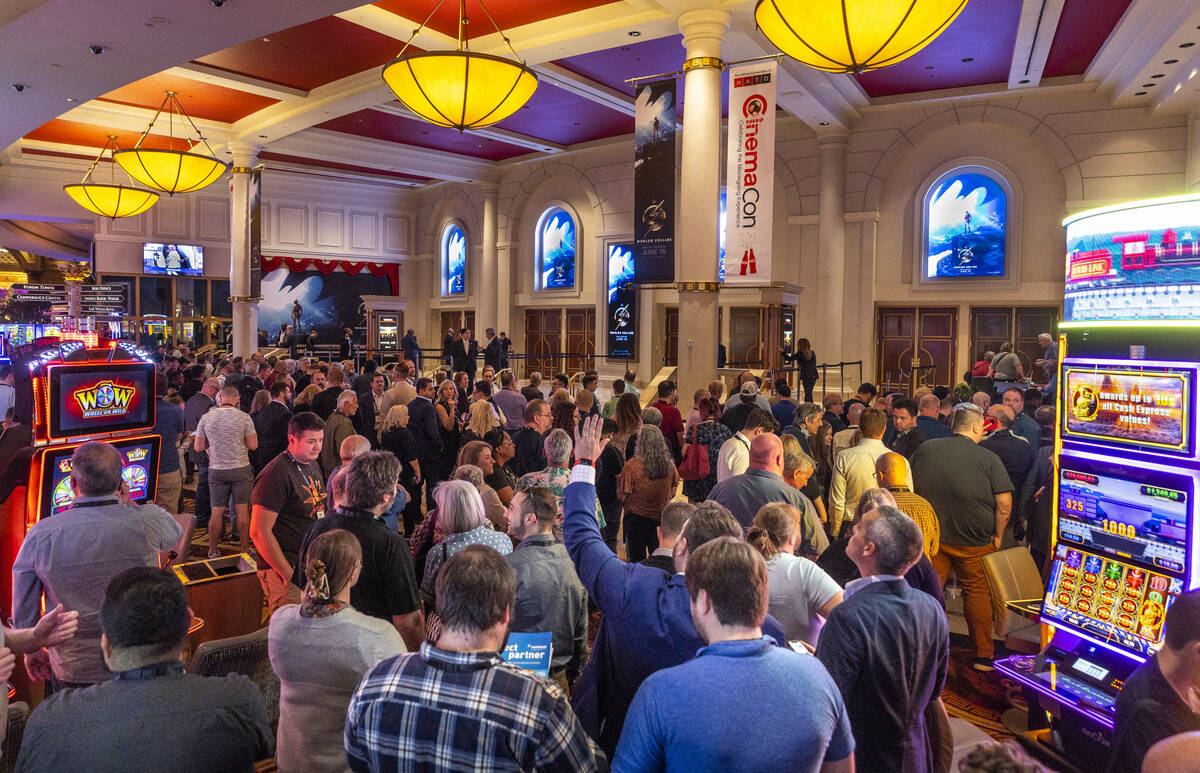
[723,61,776,285]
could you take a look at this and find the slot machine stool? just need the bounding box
[172,554,263,649]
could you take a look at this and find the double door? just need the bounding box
[876,307,957,395]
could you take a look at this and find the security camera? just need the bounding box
[88,45,104,55]
[10,83,25,93]
[211,0,225,6]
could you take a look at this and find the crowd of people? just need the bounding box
[3,333,1197,773]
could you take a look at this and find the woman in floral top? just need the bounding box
[419,480,511,606]
[681,398,731,502]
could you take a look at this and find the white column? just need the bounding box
[479,182,499,333]
[675,7,729,401]
[817,131,848,370]
[228,141,261,358]
[1189,110,1200,191]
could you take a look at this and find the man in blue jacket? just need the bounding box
[563,415,788,757]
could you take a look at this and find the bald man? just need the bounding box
[876,453,939,559]
[980,405,1034,531]
[1144,732,1200,773]
[707,433,828,556]
[915,393,952,440]
[324,434,404,533]
[832,402,866,460]
[971,391,991,414]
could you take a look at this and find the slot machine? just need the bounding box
[0,339,159,616]
[996,194,1200,768]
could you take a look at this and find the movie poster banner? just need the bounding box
[607,244,636,359]
[633,79,676,284]
[723,61,776,285]
[1063,365,1191,453]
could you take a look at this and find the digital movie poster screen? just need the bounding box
[258,268,392,342]
[1064,196,1200,322]
[923,170,1007,279]
[48,362,154,439]
[42,437,159,516]
[1063,364,1191,454]
[607,244,636,359]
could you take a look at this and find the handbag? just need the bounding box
[678,424,711,481]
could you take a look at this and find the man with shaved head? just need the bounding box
[981,404,1034,534]
[915,393,951,440]
[912,405,1013,671]
[971,391,991,414]
[708,433,826,556]
[832,402,865,460]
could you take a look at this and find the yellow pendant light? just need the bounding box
[63,135,159,219]
[381,0,538,131]
[112,91,228,194]
[755,0,970,74]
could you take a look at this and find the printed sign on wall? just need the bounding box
[633,79,676,284]
[723,62,776,284]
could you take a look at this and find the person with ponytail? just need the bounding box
[747,502,843,648]
[269,528,404,773]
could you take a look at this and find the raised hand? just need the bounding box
[573,413,607,464]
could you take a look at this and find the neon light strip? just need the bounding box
[994,659,1115,729]
[1060,320,1200,329]
[1063,193,1200,227]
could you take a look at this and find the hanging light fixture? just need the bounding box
[112,91,228,194]
[381,0,538,131]
[755,0,969,74]
[63,135,160,219]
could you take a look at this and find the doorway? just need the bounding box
[876,307,958,395]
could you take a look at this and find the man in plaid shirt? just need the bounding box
[344,544,606,772]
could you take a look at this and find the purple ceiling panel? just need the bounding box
[316,109,532,161]
[497,84,632,145]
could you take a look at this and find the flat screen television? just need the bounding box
[143,242,203,276]
[1044,453,1190,660]
[38,436,160,516]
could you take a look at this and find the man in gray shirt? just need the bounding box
[13,442,187,689]
[493,370,528,432]
[707,433,827,557]
[194,386,258,558]
[504,485,588,689]
[18,567,272,772]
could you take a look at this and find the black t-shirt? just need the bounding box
[485,465,517,495]
[1107,654,1200,773]
[511,427,547,477]
[596,444,624,511]
[911,435,1013,547]
[381,426,418,483]
[251,451,327,567]
[293,508,420,617]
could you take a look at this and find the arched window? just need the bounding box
[921,166,1009,280]
[536,207,576,290]
[442,223,466,295]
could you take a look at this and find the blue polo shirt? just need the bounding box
[613,637,854,773]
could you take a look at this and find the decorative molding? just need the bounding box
[277,205,307,246]
[384,216,410,253]
[153,197,188,239]
[314,208,344,248]
[197,198,230,241]
[350,212,378,251]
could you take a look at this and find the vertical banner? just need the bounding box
[249,168,262,298]
[607,244,637,359]
[633,79,676,284]
[723,61,776,284]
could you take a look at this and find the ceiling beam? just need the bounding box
[1007,0,1066,89]
[372,103,565,153]
[531,63,635,116]
[58,100,234,146]
[163,63,309,100]
[1090,0,1197,103]
[334,5,457,49]
[261,158,423,188]
[268,128,498,183]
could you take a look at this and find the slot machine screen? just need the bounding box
[1061,360,1193,456]
[39,437,160,516]
[46,362,155,439]
[1044,453,1189,659]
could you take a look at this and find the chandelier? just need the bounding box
[112,91,228,194]
[63,135,160,219]
[381,0,538,131]
[755,0,969,74]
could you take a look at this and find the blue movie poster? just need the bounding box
[540,208,575,289]
[259,269,391,341]
[607,244,636,359]
[925,171,1007,278]
[444,225,466,295]
[718,188,727,282]
[633,79,676,284]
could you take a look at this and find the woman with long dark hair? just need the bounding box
[617,425,680,563]
[681,397,731,502]
[610,392,642,463]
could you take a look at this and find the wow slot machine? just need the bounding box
[0,339,158,613]
[996,195,1200,768]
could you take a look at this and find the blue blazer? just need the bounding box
[406,396,442,459]
[563,479,787,756]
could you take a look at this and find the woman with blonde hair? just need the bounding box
[249,388,271,415]
[269,528,404,773]
[294,383,322,413]
[380,404,421,535]
[617,425,680,563]
[747,502,842,646]
[461,398,500,446]
[454,446,506,531]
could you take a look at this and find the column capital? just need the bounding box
[816,130,850,148]
[677,7,729,58]
[227,141,261,169]
[479,181,500,198]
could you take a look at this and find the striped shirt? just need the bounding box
[195,404,256,470]
[345,642,604,772]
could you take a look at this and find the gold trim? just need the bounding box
[229,295,263,303]
[676,281,721,293]
[682,57,723,72]
[230,166,255,174]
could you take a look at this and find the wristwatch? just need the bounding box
[576,458,595,467]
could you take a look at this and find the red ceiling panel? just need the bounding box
[96,75,277,124]
[194,17,405,91]
[317,109,532,160]
[854,0,1021,98]
[25,119,191,152]
[259,151,432,182]
[1041,0,1133,79]
[373,0,618,39]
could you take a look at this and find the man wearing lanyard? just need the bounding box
[250,412,327,614]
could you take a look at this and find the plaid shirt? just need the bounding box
[345,642,605,772]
